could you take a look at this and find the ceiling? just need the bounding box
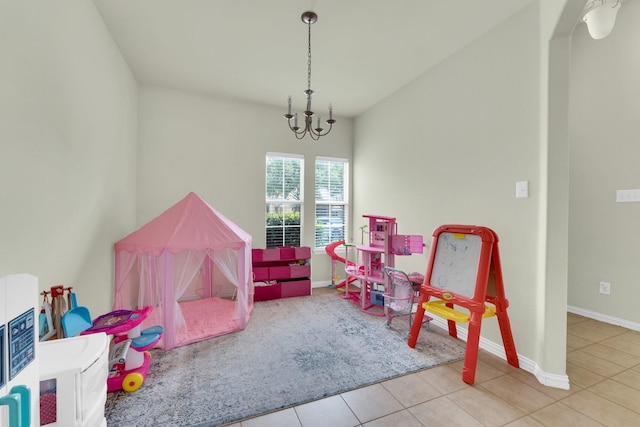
[93,0,536,118]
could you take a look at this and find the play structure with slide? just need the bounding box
[325,215,425,317]
[325,240,358,292]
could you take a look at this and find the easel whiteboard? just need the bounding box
[430,232,482,298]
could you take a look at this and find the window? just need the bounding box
[265,153,303,248]
[315,157,349,249]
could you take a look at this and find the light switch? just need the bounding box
[616,189,640,203]
[516,181,529,198]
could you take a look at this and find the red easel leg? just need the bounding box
[496,310,519,368]
[408,296,427,348]
[446,303,457,338]
[461,311,483,385]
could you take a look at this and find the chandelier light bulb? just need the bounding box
[582,0,621,40]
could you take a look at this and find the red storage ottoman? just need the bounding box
[253,267,269,281]
[294,246,311,259]
[281,279,311,298]
[261,248,280,261]
[254,282,282,301]
[269,266,291,280]
[251,248,263,262]
[290,264,311,279]
[279,246,296,260]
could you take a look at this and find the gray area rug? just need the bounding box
[105,291,465,426]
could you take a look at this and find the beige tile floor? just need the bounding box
[224,305,640,426]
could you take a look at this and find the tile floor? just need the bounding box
[223,310,640,426]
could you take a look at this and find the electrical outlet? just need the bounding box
[599,281,611,295]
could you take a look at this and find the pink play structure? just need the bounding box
[113,192,253,350]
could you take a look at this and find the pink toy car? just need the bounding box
[83,307,163,392]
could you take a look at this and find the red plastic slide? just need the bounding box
[324,240,357,289]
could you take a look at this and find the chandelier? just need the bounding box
[284,11,336,140]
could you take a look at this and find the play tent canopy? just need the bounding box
[113,192,253,349]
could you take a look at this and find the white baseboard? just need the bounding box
[311,283,578,390]
[312,280,332,288]
[428,316,570,390]
[567,305,640,332]
[424,306,640,389]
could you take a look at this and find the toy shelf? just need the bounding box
[252,246,312,301]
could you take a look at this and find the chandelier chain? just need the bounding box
[307,21,312,92]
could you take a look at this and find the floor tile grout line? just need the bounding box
[234,312,640,426]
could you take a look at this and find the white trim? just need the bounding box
[312,280,332,288]
[315,155,348,163]
[568,305,640,332]
[427,316,570,390]
[529,363,571,390]
[266,151,304,159]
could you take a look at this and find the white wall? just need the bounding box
[7,0,634,388]
[568,0,640,323]
[136,85,354,282]
[0,1,138,316]
[354,4,558,375]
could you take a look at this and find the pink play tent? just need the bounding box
[113,192,254,349]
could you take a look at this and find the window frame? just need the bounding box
[265,152,304,249]
[314,156,349,250]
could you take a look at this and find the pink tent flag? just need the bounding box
[114,192,254,349]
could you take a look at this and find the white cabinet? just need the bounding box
[39,333,108,427]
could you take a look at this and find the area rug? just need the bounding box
[104,291,466,427]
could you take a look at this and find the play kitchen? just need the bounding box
[2,275,108,427]
[38,283,109,427]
